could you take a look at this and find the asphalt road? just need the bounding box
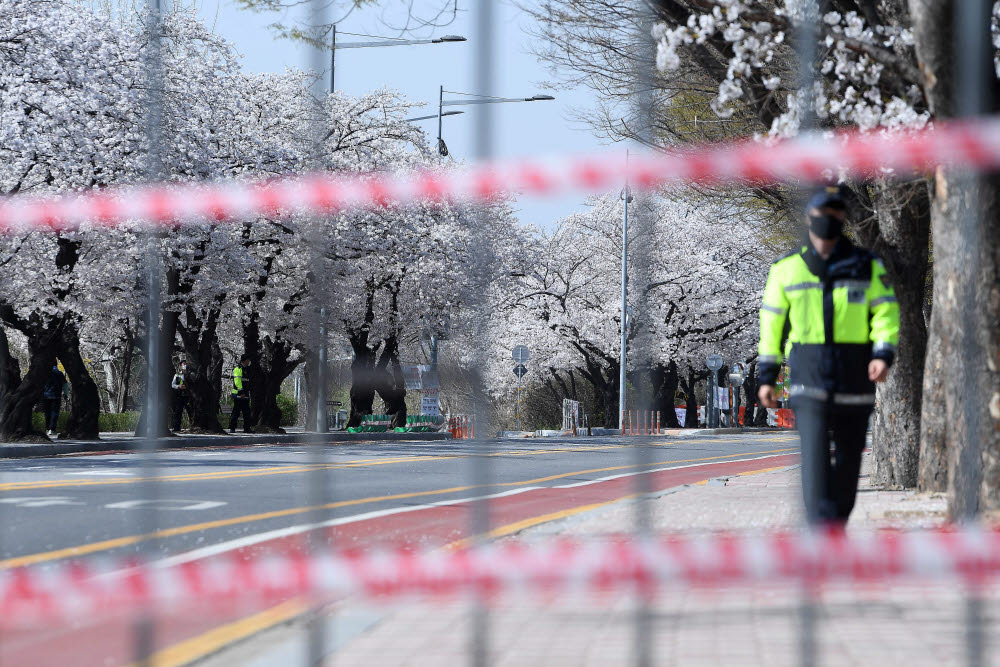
[0,431,800,666]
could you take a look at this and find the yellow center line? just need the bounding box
[443,496,635,551]
[0,447,796,569]
[116,445,795,667]
[0,436,796,492]
[134,494,650,667]
[126,599,307,667]
[693,464,790,485]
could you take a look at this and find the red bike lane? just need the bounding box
[0,450,799,666]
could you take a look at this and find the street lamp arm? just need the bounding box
[335,35,466,49]
[404,110,464,122]
[442,96,555,106]
[336,39,440,49]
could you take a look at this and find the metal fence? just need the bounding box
[0,0,997,665]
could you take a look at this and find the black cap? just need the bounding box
[806,185,848,213]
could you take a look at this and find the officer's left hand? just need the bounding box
[868,359,889,383]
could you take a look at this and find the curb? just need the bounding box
[0,431,452,459]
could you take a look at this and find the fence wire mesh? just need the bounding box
[0,0,997,665]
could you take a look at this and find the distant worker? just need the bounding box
[230,355,252,433]
[42,364,67,436]
[171,360,193,431]
[756,186,899,526]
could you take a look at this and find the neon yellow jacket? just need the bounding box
[232,365,246,395]
[758,239,899,404]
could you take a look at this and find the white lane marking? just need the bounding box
[191,452,228,457]
[65,470,134,476]
[0,497,85,507]
[152,486,542,568]
[105,499,227,511]
[552,452,795,489]
[150,451,795,568]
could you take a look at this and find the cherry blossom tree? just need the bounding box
[499,190,764,428]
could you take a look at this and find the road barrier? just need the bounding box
[448,415,475,439]
[4,116,1000,233]
[621,410,661,435]
[346,414,393,433]
[1,526,998,628]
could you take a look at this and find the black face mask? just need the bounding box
[808,213,843,240]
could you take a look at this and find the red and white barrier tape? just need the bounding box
[3,116,1000,233]
[2,528,1000,626]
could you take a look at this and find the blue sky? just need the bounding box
[195,0,608,228]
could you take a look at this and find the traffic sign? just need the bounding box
[729,362,747,387]
[706,354,723,371]
[512,345,531,363]
[513,364,528,378]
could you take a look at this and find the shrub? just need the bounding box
[277,393,298,426]
[31,411,140,434]
[99,411,141,433]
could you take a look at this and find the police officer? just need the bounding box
[170,360,192,431]
[230,355,253,433]
[757,186,899,526]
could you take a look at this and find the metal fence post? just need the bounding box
[305,1,334,663]
[794,3,820,665]
[955,1,993,663]
[135,0,166,664]
[468,2,497,665]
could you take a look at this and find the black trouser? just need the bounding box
[229,395,251,431]
[790,397,872,526]
[42,397,60,432]
[172,391,191,431]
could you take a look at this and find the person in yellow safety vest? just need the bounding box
[757,185,899,527]
[230,355,253,433]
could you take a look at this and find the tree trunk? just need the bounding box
[134,309,178,438]
[251,335,301,432]
[651,360,680,428]
[374,335,407,428]
[114,325,136,413]
[918,169,1000,515]
[59,323,100,440]
[910,0,1000,516]
[177,305,225,434]
[301,349,320,430]
[0,324,60,441]
[348,340,377,428]
[678,367,701,428]
[857,181,931,489]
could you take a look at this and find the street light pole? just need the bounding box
[436,90,555,157]
[330,24,336,94]
[619,150,630,432]
[438,84,446,156]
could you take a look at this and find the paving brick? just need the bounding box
[322,453,991,666]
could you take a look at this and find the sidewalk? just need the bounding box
[0,427,451,459]
[307,454,991,667]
